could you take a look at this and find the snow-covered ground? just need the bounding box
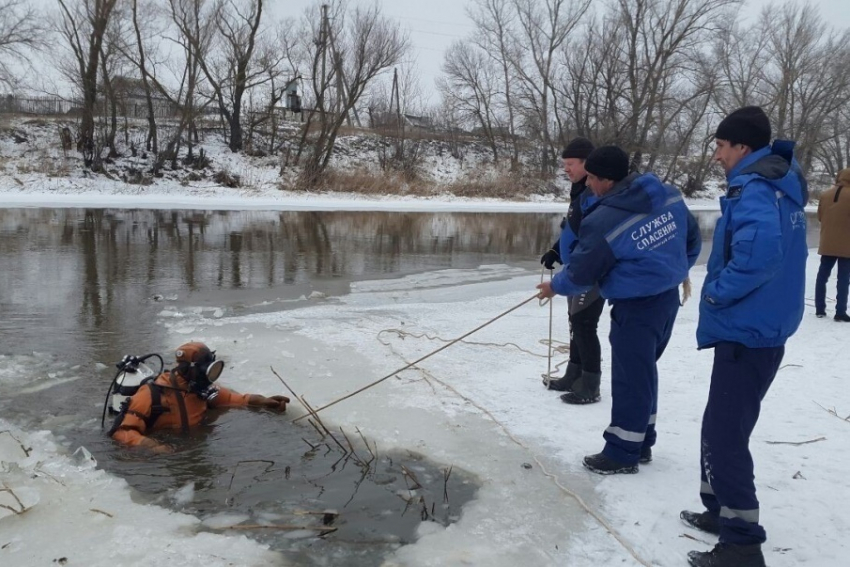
[0,115,729,212]
[2,252,846,566]
[0,117,838,565]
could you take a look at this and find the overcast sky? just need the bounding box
[18,0,850,104]
[266,0,850,107]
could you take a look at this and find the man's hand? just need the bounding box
[540,249,562,270]
[536,281,556,300]
[249,394,291,412]
[268,395,290,411]
[681,277,692,305]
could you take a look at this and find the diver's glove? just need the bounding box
[540,244,562,270]
[269,395,290,411]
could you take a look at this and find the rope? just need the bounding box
[377,332,652,567]
[545,269,554,388]
[375,330,568,359]
[292,294,540,422]
[538,267,570,383]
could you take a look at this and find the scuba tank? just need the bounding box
[100,353,164,429]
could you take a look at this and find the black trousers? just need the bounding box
[567,295,605,373]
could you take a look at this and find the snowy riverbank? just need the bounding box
[2,252,847,566]
[1,115,731,212]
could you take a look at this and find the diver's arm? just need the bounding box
[210,387,289,411]
[246,394,290,411]
[111,418,173,453]
[137,436,173,453]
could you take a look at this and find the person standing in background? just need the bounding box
[815,167,850,321]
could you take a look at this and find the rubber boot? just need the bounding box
[687,543,765,567]
[545,361,581,391]
[560,370,601,404]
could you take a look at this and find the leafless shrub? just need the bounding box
[213,168,240,187]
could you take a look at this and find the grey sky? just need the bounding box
[268,0,850,107]
[18,0,850,103]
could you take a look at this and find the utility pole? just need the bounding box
[326,15,362,128]
[391,68,400,122]
[320,3,328,102]
[391,67,402,131]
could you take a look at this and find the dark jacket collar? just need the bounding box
[569,176,588,200]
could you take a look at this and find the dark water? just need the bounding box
[0,206,821,565]
[0,208,561,362]
[0,207,561,566]
[0,207,820,363]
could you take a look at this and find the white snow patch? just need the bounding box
[162,254,849,567]
[0,421,282,567]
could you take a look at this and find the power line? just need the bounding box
[406,27,469,39]
[394,15,476,30]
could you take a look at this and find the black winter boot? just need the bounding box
[639,446,652,464]
[582,452,638,475]
[560,370,601,404]
[687,543,765,567]
[545,361,581,391]
[680,510,721,535]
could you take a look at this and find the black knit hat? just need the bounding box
[584,145,630,182]
[561,137,595,160]
[715,106,771,150]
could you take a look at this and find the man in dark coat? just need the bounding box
[540,137,606,403]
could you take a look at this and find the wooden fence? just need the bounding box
[0,95,179,118]
[0,95,78,115]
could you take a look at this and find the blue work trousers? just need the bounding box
[602,287,680,465]
[700,341,784,545]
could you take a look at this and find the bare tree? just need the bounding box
[758,2,850,172]
[469,0,522,169]
[711,21,771,110]
[56,0,120,165]
[98,3,131,158]
[369,63,426,178]
[165,0,218,165]
[295,2,409,187]
[611,0,740,169]
[510,0,590,174]
[815,103,850,177]
[173,0,281,152]
[0,0,44,89]
[129,0,159,153]
[556,14,629,143]
[439,41,502,160]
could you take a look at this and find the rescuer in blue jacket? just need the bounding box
[539,137,605,403]
[682,107,807,567]
[537,145,701,475]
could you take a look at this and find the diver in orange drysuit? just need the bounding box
[110,342,289,453]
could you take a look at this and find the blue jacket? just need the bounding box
[554,178,597,268]
[552,172,701,300]
[697,141,808,348]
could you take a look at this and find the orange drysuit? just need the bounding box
[111,371,251,447]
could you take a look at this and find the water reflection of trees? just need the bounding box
[0,207,824,365]
[3,208,558,293]
[0,208,561,349]
[0,207,822,301]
